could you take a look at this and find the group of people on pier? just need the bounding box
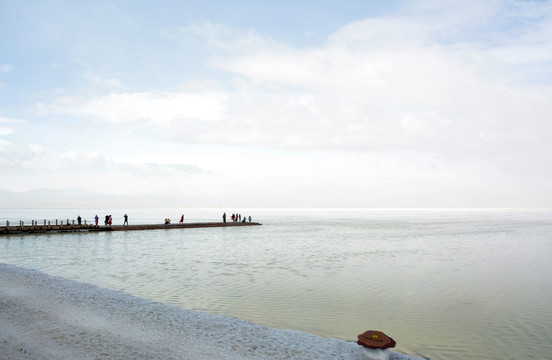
[88,214,129,226]
[222,212,252,223]
[2,211,258,234]
[75,212,255,226]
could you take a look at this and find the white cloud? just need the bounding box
[0,139,10,150]
[30,1,551,176]
[171,21,284,54]
[0,141,206,195]
[69,60,128,91]
[0,126,14,136]
[117,162,202,178]
[0,64,13,87]
[0,116,22,123]
[41,92,227,126]
[34,1,552,158]
[205,2,552,163]
[0,64,13,73]
[0,116,24,136]
[4,1,550,207]
[84,72,126,90]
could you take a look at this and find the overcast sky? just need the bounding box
[1,0,551,208]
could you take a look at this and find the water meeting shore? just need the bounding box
[0,263,427,360]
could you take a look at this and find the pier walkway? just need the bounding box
[0,221,261,235]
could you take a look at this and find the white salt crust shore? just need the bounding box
[0,263,427,360]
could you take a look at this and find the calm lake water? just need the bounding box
[1,208,551,360]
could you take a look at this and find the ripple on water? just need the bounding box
[1,209,552,360]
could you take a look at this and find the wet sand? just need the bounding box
[0,263,426,360]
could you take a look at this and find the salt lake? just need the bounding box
[1,208,551,360]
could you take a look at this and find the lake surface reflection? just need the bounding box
[1,208,551,360]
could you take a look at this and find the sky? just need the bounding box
[1,0,551,208]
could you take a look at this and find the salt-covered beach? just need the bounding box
[0,263,425,360]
